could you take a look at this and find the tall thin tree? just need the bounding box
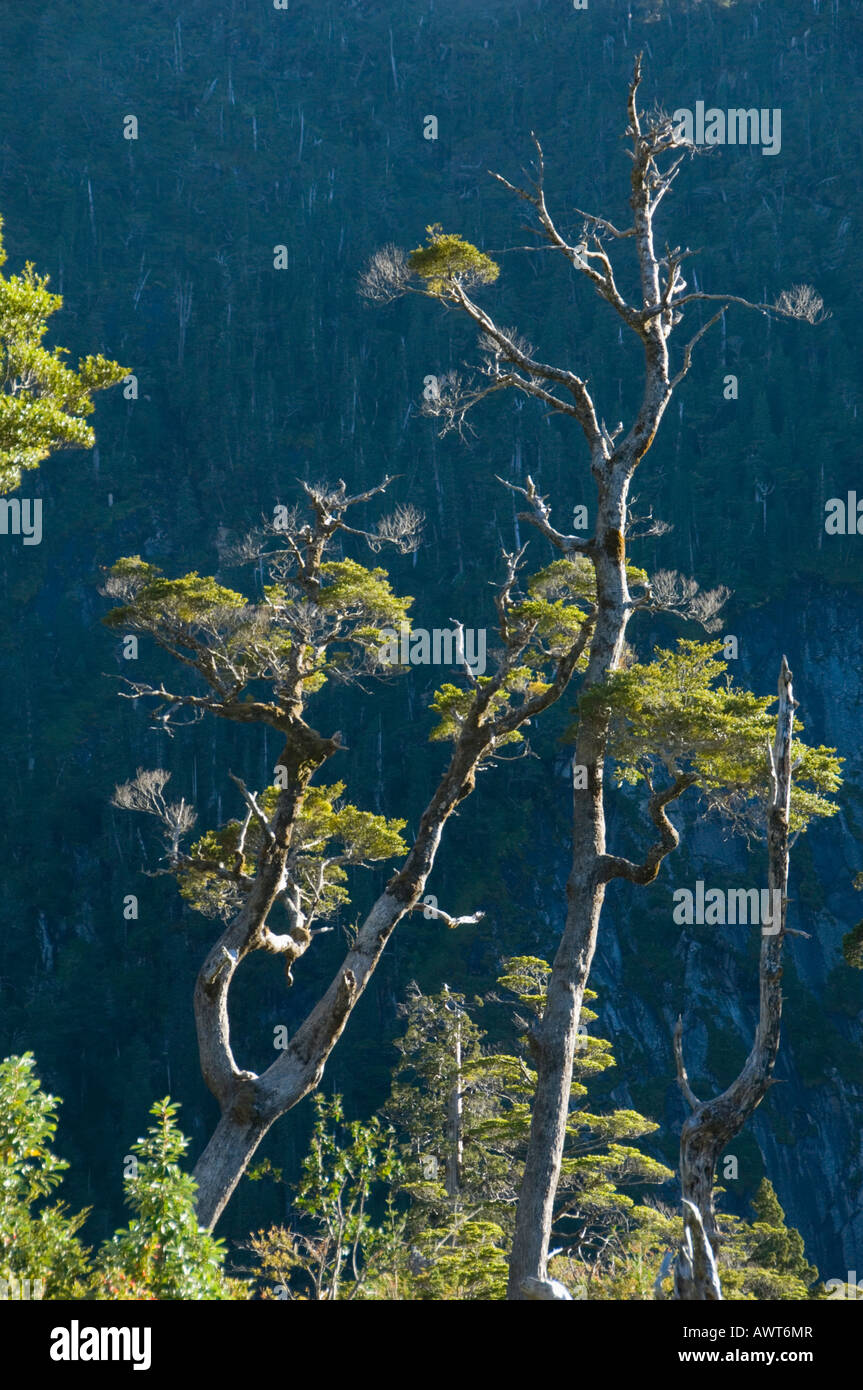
[363,56,826,1297]
[673,657,801,1300]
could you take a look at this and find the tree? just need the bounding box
[243,1094,405,1301]
[382,958,673,1298]
[0,1053,91,1300]
[672,659,839,1298]
[0,213,127,493]
[588,1179,820,1302]
[718,1180,820,1302]
[0,1056,244,1301]
[105,478,596,1229]
[95,1098,247,1301]
[363,56,828,1297]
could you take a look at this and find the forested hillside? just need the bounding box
[0,0,861,1297]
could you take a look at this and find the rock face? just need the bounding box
[0,0,860,1269]
[548,588,863,1279]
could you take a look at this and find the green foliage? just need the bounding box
[246,1094,405,1300]
[0,1054,91,1299]
[428,668,546,745]
[383,961,673,1289]
[509,558,594,656]
[103,558,255,657]
[0,1061,251,1300]
[178,781,407,921]
[495,954,556,1018]
[0,213,127,492]
[244,961,674,1302]
[96,1099,248,1301]
[408,223,500,296]
[718,1180,821,1300]
[318,558,412,630]
[107,568,248,625]
[0,1,854,1294]
[386,983,497,1223]
[428,680,507,743]
[577,640,842,832]
[103,552,413,699]
[842,921,863,970]
[553,1201,681,1300]
[427,557,596,744]
[555,1179,822,1302]
[407,1219,509,1300]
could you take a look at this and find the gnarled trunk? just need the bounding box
[673,657,796,1299]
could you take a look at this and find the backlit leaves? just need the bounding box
[0,215,127,492]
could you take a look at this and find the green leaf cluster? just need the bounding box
[96,1098,247,1300]
[576,640,842,832]
[0,1054,90,1299]
[717,1180,821,1300]
[0,1057,246,1300]
[383,960,673,1288]
[408,223,500,296]
[427,676,528,745]
[103,554,413,699]
[0,215,127,492]
[178,782,407,921]
[246,1094,405,1301]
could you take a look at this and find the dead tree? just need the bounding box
[672,656,797,1300]
[105,479,595,1229]
[364,55,823,1298]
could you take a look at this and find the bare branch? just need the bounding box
[496,473,592,554]
[411,902,486,929]
[773,283,830,325]
[599,772,698,884]
[673,1016,701,1113]
[112,767,197,856]
[648,570,732,633]
[228,773,276,846]
[669,308,727,390]
[358,243,413,302]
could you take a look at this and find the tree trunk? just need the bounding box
[191,621,594,1230]
[194,1106,271,1232]
[507,469,631,1296]
[673,657,796,1299]
[445,1010,463,1203]
[674,1200,723,1301]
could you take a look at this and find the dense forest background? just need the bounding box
[1,0,861,1278]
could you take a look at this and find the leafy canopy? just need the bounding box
[0,1053,91,1298]
[0,214,127,492]
[103,553,413,703]
[408,223,500,297]
[428,557,597,745]
[718,1180,821,1301]
[577,640,842,832]
[179,782,407,922]
[0,1059,246,1300]
[384,959,672,1292]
